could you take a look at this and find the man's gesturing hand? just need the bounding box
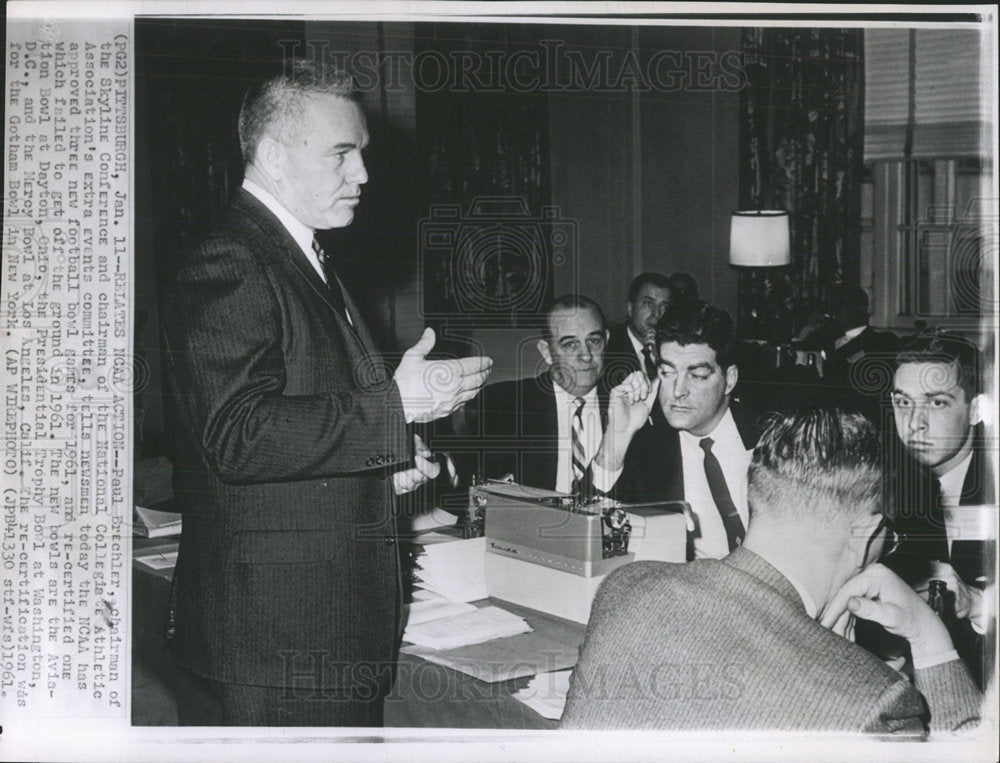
[593,371,660,474]
[394,327,493,423]
[607,371,660,438]
[821,563,954,664]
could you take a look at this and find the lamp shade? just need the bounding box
[729,210,791,267]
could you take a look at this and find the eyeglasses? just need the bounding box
[862,515,904,566]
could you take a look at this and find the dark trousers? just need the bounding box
[175,668,387,727]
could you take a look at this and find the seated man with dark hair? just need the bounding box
[886,330,995,688]
[593,302,760,560]
[602,272,673,390]
[561,408,982,732]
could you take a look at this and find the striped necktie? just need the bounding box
[312,236,351,324]
[571,396,587,495]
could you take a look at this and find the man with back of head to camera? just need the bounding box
[162,59,492,726]
[593,302,760,560]
[561,408,982,732]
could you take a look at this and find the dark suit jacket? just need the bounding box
[604,401,761,506]
[882,425,995,688]
[561,550,981,731]
[448,372,608,491]
[162,188,410,690]
[601,322,643,394]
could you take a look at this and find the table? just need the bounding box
[131,536,580,728]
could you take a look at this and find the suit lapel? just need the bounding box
[524,373,559,488]
[231,190,383,369]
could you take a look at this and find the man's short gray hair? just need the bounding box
[238,58,359,165]
[748,408,883,524]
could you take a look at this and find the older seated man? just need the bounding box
[561,408,981,732]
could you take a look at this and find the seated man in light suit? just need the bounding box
[593,303,759,559]
[561,408,982,732]
[449,294,610,493]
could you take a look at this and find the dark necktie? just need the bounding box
[312,236,351,324]
[642,343,658,380]
[570,397,587,495]
[700,437,746,551]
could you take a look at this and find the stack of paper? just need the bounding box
[402,605,531,651]
[511,669,573,720]
[412,536,488,602]
[134,505,182,538]
[405,599,477,627]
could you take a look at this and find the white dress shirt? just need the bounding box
[243,178,326,283]
[938,451,979,554]
[552,384,602,494]
[677,408,752,559]
[591,406,752,559]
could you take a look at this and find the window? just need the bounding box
[864,159,993,330]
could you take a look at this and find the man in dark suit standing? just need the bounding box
[593,303,759,559]
[602,272,672,390]
[162,59,492,726]
[452,295,609,493]
[886,331,994,688]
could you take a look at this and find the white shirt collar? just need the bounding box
[626,326,647,356]
[242,178,325,282]
[938,450,974,508]
[677,405,738,448]
[552,381,599,408]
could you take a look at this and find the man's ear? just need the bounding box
[536,339,553,366]
[724,364,739,397]
[969,393,987,427]
[255,135,286,183]
[626,301,634,321]
[846,513,883,568]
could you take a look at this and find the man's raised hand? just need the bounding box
[607,371,660,438]
[394,327,493,423]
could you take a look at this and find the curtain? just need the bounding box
[739,28,865,335]
[415,23,552,325]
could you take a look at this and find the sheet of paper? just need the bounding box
[413,536,488,602]
[133,550,179,571]
[511,669,573,720]
[404,600,477,627]
[402,605,530,651]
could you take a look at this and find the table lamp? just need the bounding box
[729,210,791,341]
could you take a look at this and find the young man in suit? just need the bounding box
[562,409,982,732]
[451,295,609,493]
[593,303,759,559]
[602,272,672,390]
[887,331,994,688]
[162,59,492,726]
